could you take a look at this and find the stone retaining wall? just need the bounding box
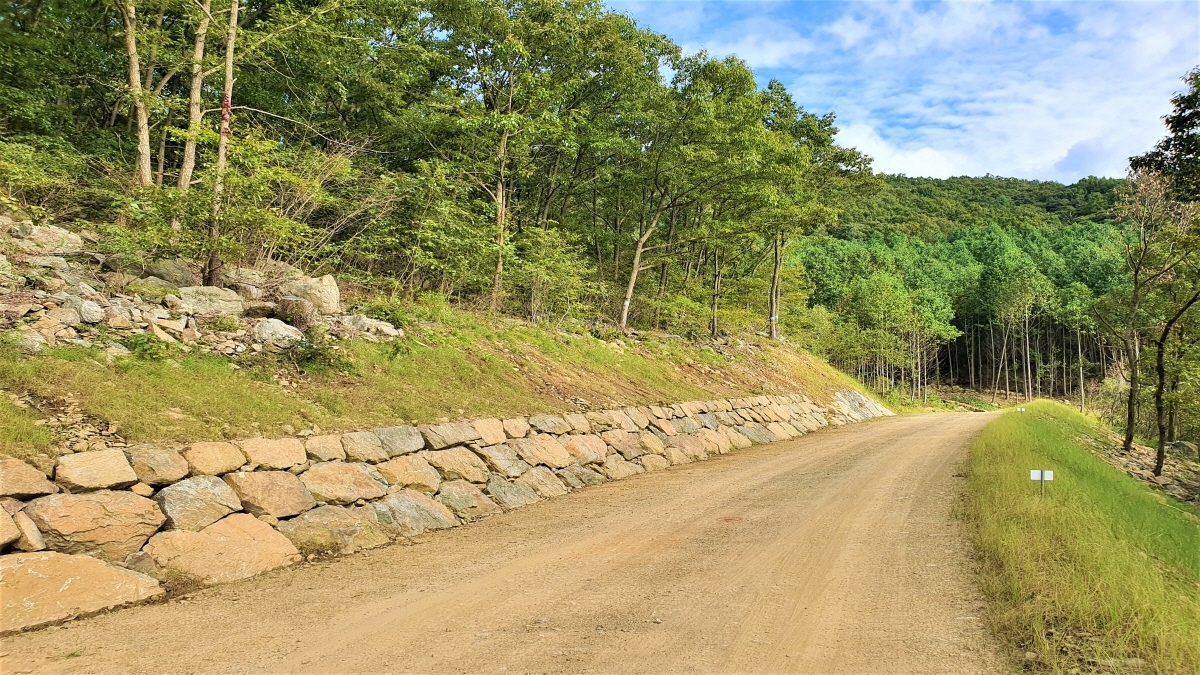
[0,389,892,633]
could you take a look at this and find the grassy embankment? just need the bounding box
[0,302,864,457]
[967,401,1200,673]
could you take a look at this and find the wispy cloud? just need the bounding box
[605,0,1200,182]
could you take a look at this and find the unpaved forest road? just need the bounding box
[2,412,1006,674]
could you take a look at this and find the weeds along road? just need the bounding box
[3,413,1005,674]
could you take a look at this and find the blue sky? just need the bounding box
[605,0,1200,183]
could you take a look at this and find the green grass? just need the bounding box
[0,394,53,461]
[967,401,1200,673]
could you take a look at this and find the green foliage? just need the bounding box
[124,333,171,360]
[203,316,241,333]
[287,325,355,374]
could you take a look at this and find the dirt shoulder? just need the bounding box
[1,413,1005,674]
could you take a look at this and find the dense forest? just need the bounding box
[0,0,1197,463]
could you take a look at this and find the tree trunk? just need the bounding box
[122,0,153,186]
[205,0,239,286]
[768,230,783,340]
[1077,330,1086,413]
[1152,291,1200,475]
[154,107,171,186]
[709,250,721,337]
[177,0,213,194]
[489,127,510,313]
[1123,332,1140,453]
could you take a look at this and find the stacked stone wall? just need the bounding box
[0,389,892,632]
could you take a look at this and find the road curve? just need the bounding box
[1,412,1005,674]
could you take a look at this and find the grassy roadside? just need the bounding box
[966,401,1200,673]
[0,308,863,453]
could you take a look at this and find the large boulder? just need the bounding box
[154,476,243,531]
[0,457,58,499]
[562,434,607,464]
[299,462,387,505]
[601,430,643,460]
[638,454,671,472]
[667,435,708,462]
[502,417,530,439]
[375,455,441,493]
[278,275,340,314]
[419,422,480,450]
[54,449,138,491]
[510,435,573,469]
[341,431,388,463]
[598,454,644,480]
[304,435,346,462]
[423,447,491,483]
[142,513,299,584]
[471,419,507,446]
[527,414,573,435]
[144,259,197,287]
[435,480,501,521]
[484,475,540,509]
[124,446,190,486]
[0,552,163,632]
[237,437,306,470]
[276,505,390,555]
[24,491,165,563]
[255,318,303,348]
[472,444,530,478]
[371,490,458,537]
[178,286,244,316]
[182,442,246,476]
[515,466,568,498]
[375,426,425,457]
[556,464,607,489]
[223,471,315,519]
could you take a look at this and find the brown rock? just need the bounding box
[598,454,644,480]
[502,417,530,439]
[515,466,568,498]
[124,445,189,485]
[305,434,346,462]
[153,476,242,531]
[340,431,388,463]
[528,414,572,435]
[11,512,46,551]
[638,432,666,455]
[471,418,507,446]
[563,434,607,464]
[472,444,531,478]
[423,447,491,483]
[223,471,315,519]
[237,437,306,470]
[299,462,387,505]
[638,454,671,472]
[24,491,165,563]
[0,551,163,632]
[375,456,441,493]
[721,425,752,449]
[435,480,501,520]
[183,442,245,476]
[556,464,607,489]
[510,435,573,469]
[562,413,591,434]
[698,428,732,454]
[276,505,390,555]
[662,446,692,465]
[0,457,58,499]
[130,482,155,497]
[0,509,21,548]
[371,490,458,537]
[667,435,707,461]
[143,513,298,584]
[54,449,138,491]
[374,426,425,456]
[650,418,677,436]
[419,422,481,450]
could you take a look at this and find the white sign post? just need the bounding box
[1030,469,1054,496]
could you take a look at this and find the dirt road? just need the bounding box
[2,412,1005,674]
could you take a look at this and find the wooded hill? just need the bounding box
[1,0,1197,466]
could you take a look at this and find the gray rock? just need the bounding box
[424,447,491,483]
[472,444,531,478]
[435,480,501,520]
[145,259,198,286]
[276,505,390,555]
[556,464,606,489]
[484,475,540,509]
[124,445,190,486]
[697,413,720,430]
[275,296,316,330]
[598,453,644,480]
[279,275,340,315]
[154,476,242,531]
[255,318,303,347]
[375,426,425,456]
[673,417,701,434]
[736,424,778,445]
[46,306,81,326]
[242,300,277,318]
[178,286,244,316]
[371,490,458,537]
[420,421,481,450]
[515,466,569,498]
[528,414,573,435]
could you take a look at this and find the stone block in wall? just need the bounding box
[720,426,751,449]
[620,407,649,430]
[375,426,426,456]
[515,466,568,498]
[371,490,458,537]
[766,422,795,440]
[736,424,776,445]
[600,430,642,460]
[0,551,163,633]
[649,418,677,436]
[648,405,668,419]
[502,417,530,439]
[154,476,243,531]
[0,457,58,499]
[510,435,573,469]
[0,509,20,548]
[54,449,138,491]
[375,455,442,493]
[276,505,390,556]
[300,462,387,505]
[423,447,491,483]
[673,417,701,434]
[420,422,481,449]
[24,491,165,563]
[143,513,298,584]
[471,445,530,479]
[667,436,707,462]
[305,435,346,462]
[669,404,687,418]
[527,414,572,435]
[562,434,607,464]
[696,413,719,431]
[340,432,388,463]
[562,413,591,434]
[638,432,666,455]
[698,428,732,454]
[11,512,46,551]
[584,411,616,432]
[125,446,189,486]
[598,454,643,480]
[435,480,501,521]
[485,475,540,509]
[223,471,315,519]
[556,464,606,489]
[237,437,306,470]
[638,454,670,472]
[183,442,245,476]
[470,419,506,447]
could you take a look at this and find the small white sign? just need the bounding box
[1017,407,1026,412]
[1030,470,1054,481]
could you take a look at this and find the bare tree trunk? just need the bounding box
[154,107,171,186]
[709,250,721,337]
[618,200,667,331]
[177,0,213,194]
[1152,291,1200,475]
[1077,330,1086,413]
[1123,332,1140,453]
[122,0,153,186]
[489,127,509,313]
[768,230,783,340]
[205,0,239,286]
